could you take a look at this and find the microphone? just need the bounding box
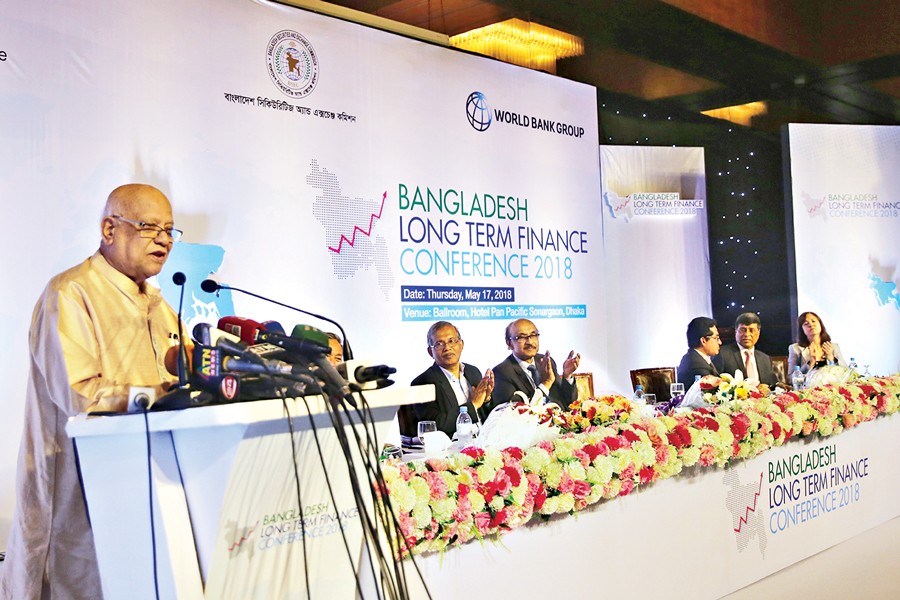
[172,272,188,387]
[192,322,212,346]
[201,279,353,360]
[218,316,265,345]
[336,360,397,389]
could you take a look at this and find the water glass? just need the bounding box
[417,420,437,444]
[382,445,403,461]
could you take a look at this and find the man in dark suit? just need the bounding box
[404,321,494,438]
[487,318,580,412]
[676,316,722,388]
[714,312,776,390]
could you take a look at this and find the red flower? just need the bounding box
[582,443,603,462]
[534,483,547,510]
[619,479,635,496]
[489,508,509,528]
[461,446,485,461]
[639,466,654,485]
[621,429,641,444]
[730,413,751,440]
[502,465,522,488]
[771,420,782,440]
[604,435,625,451]
[503,447,524,461]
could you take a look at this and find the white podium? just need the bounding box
[67,385,433,600]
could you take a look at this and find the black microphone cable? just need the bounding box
[139,398,161,600]
[200,279,354,360]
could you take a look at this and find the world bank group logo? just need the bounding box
[466,91,492,131]
[266,30,319,99]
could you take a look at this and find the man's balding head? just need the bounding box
[99,184,175,285]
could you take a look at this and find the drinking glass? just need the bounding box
[383,445,403,461]
[643,393,656,406]
[417,421,437,445]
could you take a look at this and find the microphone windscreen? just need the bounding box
[192,322,211,345]
[172,272,187,286]
[290,324,331,351]
[218,316,264,345]
[261,320,286,335]
[200,279,219,293]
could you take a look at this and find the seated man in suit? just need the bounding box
[406,321,494,438]
[713,312,775,392]
[676,316,722,388]
[488,318,580,412]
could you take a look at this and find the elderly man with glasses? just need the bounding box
[405,321,494,438]
[487,318,580,412]
[1,183,183,599]
[676,315,722,389]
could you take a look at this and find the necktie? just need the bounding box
[744,350,755,380]
[527,364,540,389]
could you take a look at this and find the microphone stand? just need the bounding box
[202,280,354,360]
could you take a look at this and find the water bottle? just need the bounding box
[791,365,804,391]
[456,406,473,445]
[632,384,645,404]
[848,357,858,372]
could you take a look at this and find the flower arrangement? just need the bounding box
[698,372,765,405]
[379,375,900,558]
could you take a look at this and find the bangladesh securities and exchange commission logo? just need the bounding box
[466,91,492,131]
[266,30,319,98]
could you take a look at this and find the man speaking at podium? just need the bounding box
[1,184,182,599]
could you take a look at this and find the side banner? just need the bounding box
[599,146,711,391]
[787,124,900,376]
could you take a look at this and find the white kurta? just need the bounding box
[1,252,179,600]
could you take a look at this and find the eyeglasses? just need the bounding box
[510,332,540,342]
[431,337,461,350]
[113,215,183,241]
[704,335,721,342]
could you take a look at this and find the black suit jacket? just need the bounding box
[676,349,719,388]
[407,363,486,437]
[488,354,576,413]
[714,344,776,386]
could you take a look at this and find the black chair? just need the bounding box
[629,367,676,403]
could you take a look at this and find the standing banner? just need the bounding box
[786,124,900,376]
[599,146,711,390]
[0,0,600,544]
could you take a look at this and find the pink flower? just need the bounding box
[494,469,513,497]
[573,479,591,499]
[573,449,590,468]
[474,511,492,534]
[698,444,717,467]
[558,472,575,494]
[619,479,634,496]
[421,471,448,500]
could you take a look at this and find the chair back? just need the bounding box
[573,373,594,401]
[629,367,676,403]
[770,355,788,386]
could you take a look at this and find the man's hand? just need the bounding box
[470,369,495,409]
[536,352,556,388]
[562,350,581,379]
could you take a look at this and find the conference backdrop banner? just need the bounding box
[0,0,605,543]
[787,124,900,376]
[599,145,711,385]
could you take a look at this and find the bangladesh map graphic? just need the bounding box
[308,159,394,298]
[723,470,767,557]
[869,256,900,313]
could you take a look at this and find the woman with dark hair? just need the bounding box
[787,311,847,374]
